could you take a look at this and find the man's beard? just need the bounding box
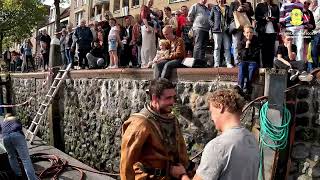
[159,106,172,114]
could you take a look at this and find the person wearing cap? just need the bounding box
[0,114,37,180]
[170,88,259,180]
[120,78,190,180]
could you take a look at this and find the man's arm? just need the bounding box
[187,4,196,23]
[287,44,297,61]
[72,28,78,49]
[244,2,254,17]
[277,54,292,67]
[254,4,265,22]
[209,8,215,28]
[171,141,225,180]
[120,118,150,180]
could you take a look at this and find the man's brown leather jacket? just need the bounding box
[120,105,189,180]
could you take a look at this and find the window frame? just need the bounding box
[168,0,188,4]
[132,0,139,7]
[113,0,121,12]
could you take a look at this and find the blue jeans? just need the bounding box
[312,33,320,68]
[238,61,258,90]
[212,32,232,67]
[153,59,184,80]
[3,132,37,180]
[65,49,74,67]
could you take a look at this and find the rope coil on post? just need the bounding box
[259,102,291,150]
[258,101,292,180]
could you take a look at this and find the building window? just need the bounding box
[169,0,188,4]
[114,0,120,12]
[123,0,129,7]
[132,0,139,6]
[75,11,83,25]
[97,5,102,15]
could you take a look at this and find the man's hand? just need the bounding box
[170,164,187,179]
[146,26,151,33]
[245,40,251,48]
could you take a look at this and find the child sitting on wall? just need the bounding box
[237,25,261,94]
[146,39,170,68]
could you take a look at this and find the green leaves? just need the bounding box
[0,0,47,41]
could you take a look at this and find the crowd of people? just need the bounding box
[1,0,320,92]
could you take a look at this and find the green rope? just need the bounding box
[258,101,291,180]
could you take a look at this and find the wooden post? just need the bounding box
[48,36,65,151]
[262,69,287,180]
[4,75,12,114]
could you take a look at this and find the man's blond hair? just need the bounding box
[208,88,245,113]
[244,25,254,31]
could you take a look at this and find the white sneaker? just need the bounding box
[227,64,234,68]
[298,72,314,82]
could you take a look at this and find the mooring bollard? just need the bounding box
[262,69,287,180]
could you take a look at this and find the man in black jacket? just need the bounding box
[255,0,279,68]
[120,16,136,67]
[102,13,111,67]
[237,25,260,94]
[72,19,93,69]
[40,29,51,71]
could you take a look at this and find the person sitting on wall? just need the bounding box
[237,25,260,95]
[86,42,105,69]
[274,30,313,82]
[153,25,186,80]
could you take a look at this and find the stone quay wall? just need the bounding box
[6,68,320,179]
[289,84,320,180]
[8,68,240,172]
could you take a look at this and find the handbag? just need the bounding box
[229,21,238,34]
[233,11,251,29]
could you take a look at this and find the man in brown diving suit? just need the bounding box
[120,78,189,180]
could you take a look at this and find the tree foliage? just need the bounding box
[0,0,47,51]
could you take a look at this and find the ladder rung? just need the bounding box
[27,130,34,135]
[46,95,52,98]
[37,112,43,116]
[41,103,49,107]
[51,86,57,89]
[55,77,63,80]
[59,69,66,72]
[31,121,39,126]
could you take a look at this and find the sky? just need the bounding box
[42,0,70,7]
[43,0,54,5]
